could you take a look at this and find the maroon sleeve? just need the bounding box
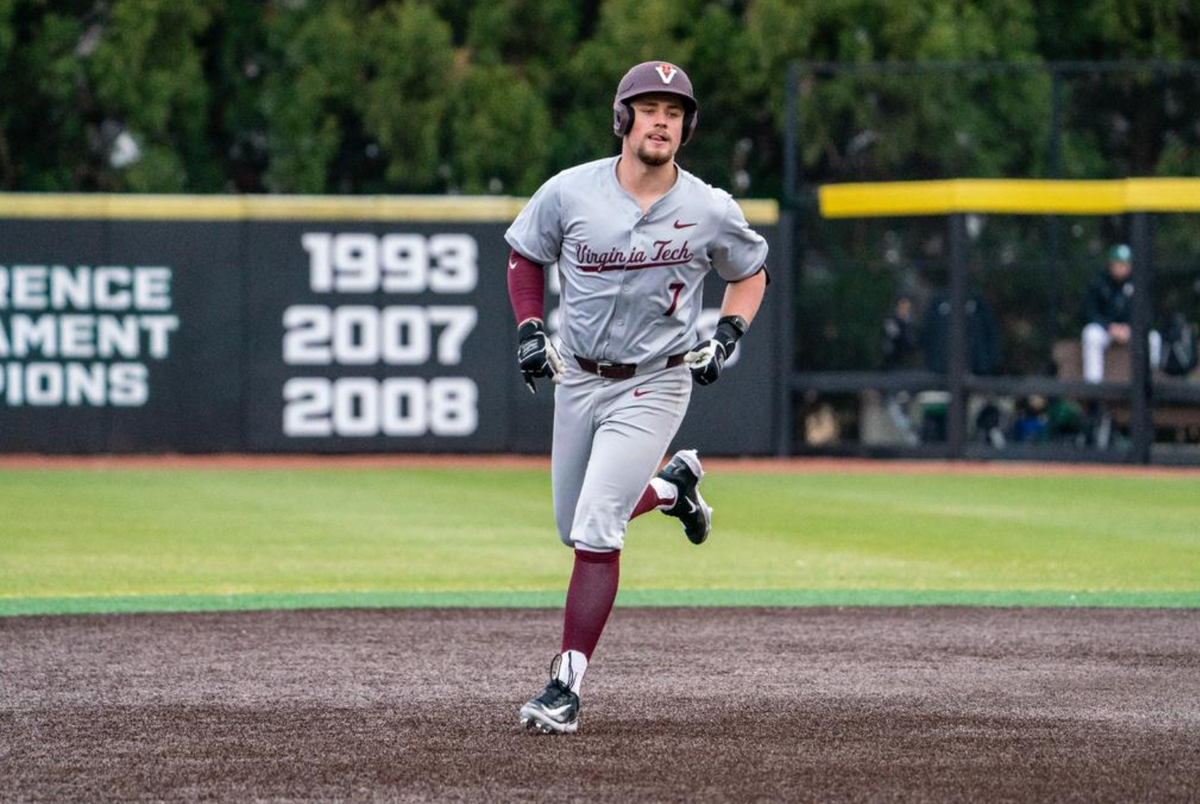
[506,249,547,325]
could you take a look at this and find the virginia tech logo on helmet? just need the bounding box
[655,64,677,84]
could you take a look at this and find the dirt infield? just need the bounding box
[3,607,1198,802]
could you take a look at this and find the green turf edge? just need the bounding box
[3,589,1200,616]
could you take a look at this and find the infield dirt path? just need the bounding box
[3,607,1198,802]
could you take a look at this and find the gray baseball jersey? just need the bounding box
[507,156,767,552]
[505,156,768,366]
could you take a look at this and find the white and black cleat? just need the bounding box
[520,681,580,739]
[518,680,580,734]
[519,653,583,735]
[657,449,713,545]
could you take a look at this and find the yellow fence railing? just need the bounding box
[819,178,1200,218]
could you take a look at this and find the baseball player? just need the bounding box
[506,61,769,734]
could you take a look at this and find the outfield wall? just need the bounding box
[0,195,786,455]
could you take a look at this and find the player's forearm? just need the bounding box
[719,269,767,325]
[507,249,547,325]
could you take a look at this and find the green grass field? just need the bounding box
[2,467,1199,615]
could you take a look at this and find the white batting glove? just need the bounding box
[684,343,718,369]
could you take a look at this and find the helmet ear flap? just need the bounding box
[612,101,632,138]
[682,108,697,145]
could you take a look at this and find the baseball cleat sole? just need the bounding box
[519,707,579,735]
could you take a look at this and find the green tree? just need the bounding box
[0,0,11,67]
[465,0,580,82]
[430,0,475,46]
[357,1,455,192]
[746,0,1047,183]
[553,0,697,171]
[446,63,550,194]
[0,0,22,187]
[1037,0,1200,60]
[206,1,272,192]
[86,0,216,191]
[1,0,1198,199]
[1,3,93,190]
[681,3,764,194]
[260,0,364,193]
[1037,1,1200,179]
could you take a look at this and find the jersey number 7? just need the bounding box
[664,282,685,316]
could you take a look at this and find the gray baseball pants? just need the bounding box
[551,358,693,552]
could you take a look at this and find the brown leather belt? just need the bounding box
[575,353,687,380]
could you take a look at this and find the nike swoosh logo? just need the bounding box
[633,389,651,397]
[686,499,698,514]
[508,257,519,270]
[674,220,697,229]
[542,703,574,717]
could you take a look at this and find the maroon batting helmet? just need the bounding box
[612,61,698,145]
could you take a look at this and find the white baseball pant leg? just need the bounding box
[1082,323,1111,384]
[1083,323,1164,382]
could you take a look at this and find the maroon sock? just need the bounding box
[629,482,671,519]
[560,548,620,658]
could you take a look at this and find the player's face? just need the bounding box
[627,94,685,167]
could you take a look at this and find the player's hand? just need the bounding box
[517,320,564,394]
[685,315,748,386]
[685,340,727,386]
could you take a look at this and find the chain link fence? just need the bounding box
[784,62,1200,463]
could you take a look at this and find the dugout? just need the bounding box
[792,178,1200,465]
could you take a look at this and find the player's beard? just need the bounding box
[636,139,673,167]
